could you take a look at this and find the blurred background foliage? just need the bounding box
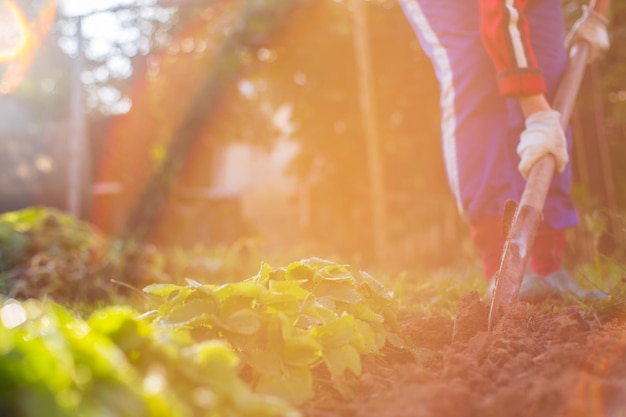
[0,0,624,273]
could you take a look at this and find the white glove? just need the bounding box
[565,5,610,64]
[517,110,568,179]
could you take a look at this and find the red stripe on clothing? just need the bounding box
[479,0,546,97]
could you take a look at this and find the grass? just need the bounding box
[381,263,486,320]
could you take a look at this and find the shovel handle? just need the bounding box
[487,40,594,331]
[520,41,590,212]
[553,42,591,130]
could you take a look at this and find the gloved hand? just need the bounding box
[565,5,609,64]
[517,110,568,179]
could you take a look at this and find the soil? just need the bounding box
[303,292,626,417]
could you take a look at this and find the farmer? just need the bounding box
[398,0,611,299]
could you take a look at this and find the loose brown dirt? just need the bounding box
[303,292,626,417]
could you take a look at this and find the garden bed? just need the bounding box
[304,293,626,417]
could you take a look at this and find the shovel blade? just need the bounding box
[488,203,543,330]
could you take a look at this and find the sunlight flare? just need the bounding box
[0,0,28,60]
[0,0,57,94]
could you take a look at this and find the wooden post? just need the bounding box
[67,17,87,218]
[352,0,388,262]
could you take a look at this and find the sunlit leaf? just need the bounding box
[88,306,152,353]
[314,264,352,282]
[281,335,322,367]
[185,279,217,296]
[285,261,315,282]
[157,287,194,316]
[161,298,218,325]
[90,380,150,417]
[253,262,274,285]
[262,292,301,315]
[143,283,182,297]
[187,340,239,370]
[313,279,363,304]
[355,270,393,301]
[348,303,384,323]
[268,280,310,299]
[301,300,339,326]
[323,344,361,377]
[256,366,314,404]
[310,314,355,348]
[268,267,286,282]
[178,343,244,395]
[220,309,261,335]
[351,319,377,355]
[244,349,282,375]
[315,296,337,311]
[213,281,263,302]
[369,322,387,351]
[235,395,302,417]
[299,257,338,269]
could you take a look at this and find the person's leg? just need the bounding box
[398,0,523,279]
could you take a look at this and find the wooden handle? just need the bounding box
[488,26,598,330]
[519,41,591,212]
[553,42,590,128]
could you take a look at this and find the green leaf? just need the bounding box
[220,309,261,335]
[261,292,301,316]
[268,280,310,299]
[213,281,263,302]
[369,322,387,351]
[313,280,363,304]
[232,388,302,417]
[355,270,393,301]
[348,303,384,323]
[187,340,239,370]
[155,287,193,318]
[244,349,282,375]
[310,314,355,348]
[299,257,338,270]
[256,366,314,404]
[301,300,339,327]
[314,264,352,282]
[351,319,378,354]
[281,335,322,367]
[90,380,150,417]
[315,296,337,311]
[88,306,151,352]
[143,283,183,297]
[285,261,315,282]
[253,261,274,285]
[162,298,218,325]
[268,267,286,282]
[323,344,361,377]
[180,340,243,389]
[184,279,217,296]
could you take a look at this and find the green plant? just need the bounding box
[143,257,407,403]
[0,297,300,417]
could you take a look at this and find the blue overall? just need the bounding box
[398,0,579,230]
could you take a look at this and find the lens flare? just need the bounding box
[0,0,27,61]
[92,3,244,242]
[0,0,57,94]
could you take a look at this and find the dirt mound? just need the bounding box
[304,292,626,417]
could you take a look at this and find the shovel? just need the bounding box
[487,37,595,331]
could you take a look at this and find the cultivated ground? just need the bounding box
[304,292,626,417]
